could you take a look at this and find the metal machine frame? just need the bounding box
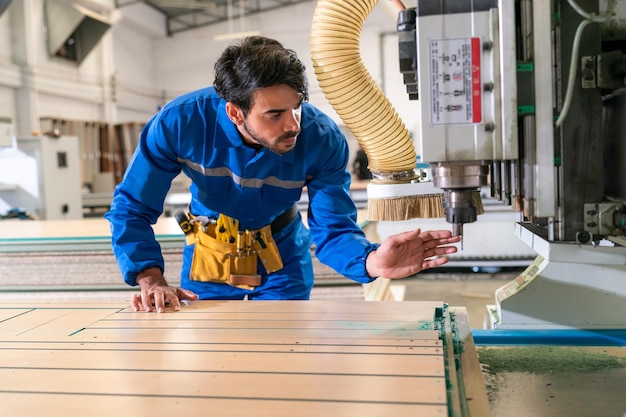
[400,0,626,329]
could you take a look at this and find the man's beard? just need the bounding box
[243,121,299,155]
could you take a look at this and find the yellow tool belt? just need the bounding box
[186,212,285,290]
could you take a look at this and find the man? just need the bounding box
[106,36,459,313]
[352,144,373,180]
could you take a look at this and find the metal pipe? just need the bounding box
[472,328,626,346]
[310,0,417,176]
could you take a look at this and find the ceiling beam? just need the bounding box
[117,0,315,36]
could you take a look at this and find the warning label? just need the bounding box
[428,37,482,125]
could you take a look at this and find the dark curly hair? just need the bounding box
[213,36,309,116]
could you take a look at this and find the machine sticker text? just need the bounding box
[428,37,482,126]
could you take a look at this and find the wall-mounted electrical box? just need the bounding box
[0,136,83,219]
[0,0,12,16]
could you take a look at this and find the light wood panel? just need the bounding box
[88,318,436,330]
[0,300,487,416]
[0,368,446,403]
[0,308,32,322]
[0,217,182,239]
[0,340,441,354]
[0,308,121,337]
[0,349,445,376]
[0,393,447,417]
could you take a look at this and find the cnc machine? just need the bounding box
[398,0,626,329]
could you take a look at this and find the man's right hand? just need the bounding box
[133,267,199,313]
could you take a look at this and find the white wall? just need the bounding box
[0,3,21,137]
[111,2,167,122]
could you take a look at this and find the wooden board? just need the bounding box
[0,217,183,240]
[0,300,487,416]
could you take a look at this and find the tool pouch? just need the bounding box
[189,223,260,289]
[252,225,284,274]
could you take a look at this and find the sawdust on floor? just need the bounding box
[479,346,626,417]
[403,275,626,417]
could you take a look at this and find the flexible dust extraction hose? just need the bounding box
[311,0,483,224]
[310,0,448,221]
[310,0,417,180]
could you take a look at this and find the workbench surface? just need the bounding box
[0,216,183,239]
[0,300,490,417]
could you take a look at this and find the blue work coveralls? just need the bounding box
[105,87,379,299]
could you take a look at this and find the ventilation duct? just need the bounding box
[0,0,12,16]
[44,0,111,65]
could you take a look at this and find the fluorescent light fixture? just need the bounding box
[213,30,260,41]
[152,0,216,9]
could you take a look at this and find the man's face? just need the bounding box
[232,84,302,154]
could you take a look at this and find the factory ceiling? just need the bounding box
[115,0,315,36]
